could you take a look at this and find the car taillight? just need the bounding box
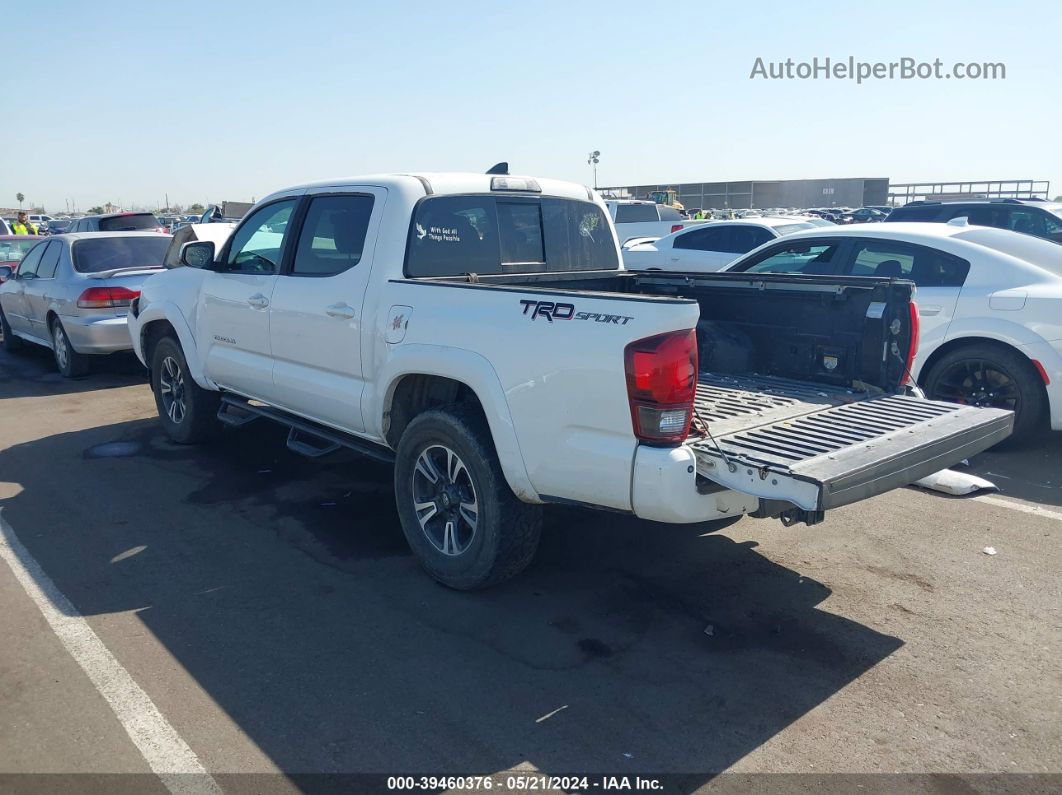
[904,301,920,384]
[671,224,684,233]
[624,329,698,444]
[77,286,141,309]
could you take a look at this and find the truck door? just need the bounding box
[198,198,298,399]
[268,187,386,433]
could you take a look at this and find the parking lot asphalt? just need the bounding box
[0,345,1059,791]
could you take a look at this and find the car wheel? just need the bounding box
[150,336,221,444]
[50,319,90,377]
[0,306,22,351]
[394,404,542,590]
[923,343,1047,443]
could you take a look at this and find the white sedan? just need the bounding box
[719,221,1062,440]
[622,217,820,272]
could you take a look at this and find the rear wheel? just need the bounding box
[394,404,542,590]
[923,343,1046,443]
[0,306,22,352]
[150,336,221,444]
[50,319,90,377]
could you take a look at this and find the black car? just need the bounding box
[66,212,163,233]
[885,198,1062,244]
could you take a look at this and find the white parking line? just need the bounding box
[973,494,1062,523]
[0,512,221,795]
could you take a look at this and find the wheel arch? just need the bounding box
[918,335,1045,388]
[134,302,211,389]
[376,345,538,503]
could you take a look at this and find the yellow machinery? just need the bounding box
[645,189,684,212]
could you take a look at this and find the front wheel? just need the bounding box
[150,336,221,444]
[394,405,542,590]
[923,343,1047,443]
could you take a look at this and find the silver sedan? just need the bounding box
[0,232,171,376]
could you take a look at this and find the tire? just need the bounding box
[150,335,221,444]
[0,306,22,352]
[923,342,1047,444]
[394,404,542,590]
[50,318,90,377]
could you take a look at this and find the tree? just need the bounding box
[187,202,205,213]
[16,192,24,208]
[88,205,104,215]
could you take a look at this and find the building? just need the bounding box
[598,177,890,210]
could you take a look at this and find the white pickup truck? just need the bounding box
[128,171,1013,589]
[604,199,703,245]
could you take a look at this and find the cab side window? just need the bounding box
[291,195,375,277]
[225,200,297,274]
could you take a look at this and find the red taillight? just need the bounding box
[624,329,698,444]
[904,301,920,384]
[77,286,141,309]
[671,224,684,233]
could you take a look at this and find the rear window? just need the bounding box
[98,213,159,232]
[614,204,659,223]
[72,236,170,273]
[0,238,39,261]
[406,195,618,277]
[773,222,817,236]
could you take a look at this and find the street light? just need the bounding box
[587,150,600,189]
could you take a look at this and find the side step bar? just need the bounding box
[217,395,395,464]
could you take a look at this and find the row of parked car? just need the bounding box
[0,171,1049,588]
[0,194,1059,445]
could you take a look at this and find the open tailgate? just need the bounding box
[688,373,1014,513]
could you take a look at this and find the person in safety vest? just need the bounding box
[11,212,39,235]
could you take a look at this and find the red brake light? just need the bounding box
[624,329,698,444]
[904,301,920,384]
[77,286,140,309]
[671,224,684,233]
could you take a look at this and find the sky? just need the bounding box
[3,0,1059,211]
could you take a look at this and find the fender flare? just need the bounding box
[133,302,215,390]
[372,344,539,503]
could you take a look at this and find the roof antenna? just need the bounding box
[486,162,509,175]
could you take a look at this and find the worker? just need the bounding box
[694,209,706,220]
[10,211,38,235]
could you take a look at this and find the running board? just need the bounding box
[217,395,395,464]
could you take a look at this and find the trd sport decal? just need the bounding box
[519,299,633,325]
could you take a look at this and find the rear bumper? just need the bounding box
[61,314,134,354]
[630,444,759,523]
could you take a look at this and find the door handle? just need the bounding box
[326,303,356,319]
[247,294,269,309]
[919,305,942,316]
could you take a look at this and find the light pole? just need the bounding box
[587,150,600,189]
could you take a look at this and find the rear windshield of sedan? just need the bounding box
[406,195,619,277]
[773,222,817,236]
[98,213,159,232]
[0,238,40,261]
[72,236,170,273]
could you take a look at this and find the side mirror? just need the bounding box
[180,240,216,269]
[0,266,12,280]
